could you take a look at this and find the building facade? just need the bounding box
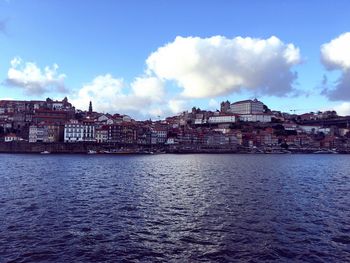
[95,126,108,143]
[29,125,48,143]
[208,115,236,124]
[230,99,264,114]
[239,114,272,123]
[64,120,83,142]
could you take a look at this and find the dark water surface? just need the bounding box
[0,154,349,262]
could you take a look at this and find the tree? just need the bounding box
[263,104,271,113]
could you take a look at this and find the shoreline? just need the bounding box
[0,142,348,154]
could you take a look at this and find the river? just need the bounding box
[0,154,349,262]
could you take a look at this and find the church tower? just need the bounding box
[89,101,93,113]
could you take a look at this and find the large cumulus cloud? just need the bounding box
[321,32,350,100]
[70,74,167,118]
[146,35,301,98]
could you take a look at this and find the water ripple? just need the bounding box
[0,154,350,262]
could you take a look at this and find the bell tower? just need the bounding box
[89,101,93,113]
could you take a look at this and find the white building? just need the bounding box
[239,114,272,122]
[64,120,96,143]
[166,137,177,144]
[194,118,205,125]
[230,99,264,114]
[29,125,48,143]
[4,133,22,142]
[52,102,64,110]
[153,128,167,144]
[97,114,113,124]
[299,125,331,135]
[82,121,95,142]
[208,115,236,124]
[64,120,83,142]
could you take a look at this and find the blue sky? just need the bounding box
[1,0,350,119]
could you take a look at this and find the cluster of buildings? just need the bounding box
[1,97,350,152]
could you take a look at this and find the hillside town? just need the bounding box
[1,97,350,153]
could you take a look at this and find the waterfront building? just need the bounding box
[47,125,63,142]
[230,99,264,114]
[152,125,168,144]
[82,120,96,142]
[108,123,137,144]
[29,124,63,143]
[95,126,109,143]
[64,120,84,143]
[29,125,48,143]
[165,137,177,145]
[136,126,152,145]
[64,121,95,142]
[205,131,228,145]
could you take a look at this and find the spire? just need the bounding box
[89,101,93,113]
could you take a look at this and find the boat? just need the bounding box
[106,149,138,154]
[40,151,50,154]
[87,150,97,154]
[141,150,155,154]
[314,149,338,154]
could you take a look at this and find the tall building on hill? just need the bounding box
[230,99,264,114]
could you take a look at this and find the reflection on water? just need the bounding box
[0,154,349,262]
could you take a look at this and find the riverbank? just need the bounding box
[1,142,350,154]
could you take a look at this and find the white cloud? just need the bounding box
[321,33,350,70]
[333,102,350,116]
[168,99,188,114]
[321,33,350,100]
[71,74,166,119]
[131,76,164,101]
[146,35,301,98]
[4,35,304,119]
[5,57,67,95]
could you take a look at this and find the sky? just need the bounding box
[1,0,350,119]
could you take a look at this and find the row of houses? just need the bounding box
[25,119,168,145]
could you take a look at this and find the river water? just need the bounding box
[0,154,349,262]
